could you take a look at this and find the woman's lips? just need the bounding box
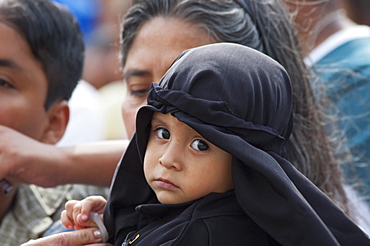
[155,178,179,190]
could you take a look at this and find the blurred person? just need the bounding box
[82,25,122,90]
[282,0,370,204]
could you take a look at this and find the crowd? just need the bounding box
[0,0,369,245]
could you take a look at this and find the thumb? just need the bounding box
[20,228,105,246]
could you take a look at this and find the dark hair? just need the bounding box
[0,0,84,109]
[121,0,351,215]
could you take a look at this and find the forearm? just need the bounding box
[62,140,128,187]
[2,139,127,188]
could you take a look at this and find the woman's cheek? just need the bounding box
[121,97,146,138]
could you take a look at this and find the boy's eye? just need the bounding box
[156,128,170,140]
[191,139,209,151]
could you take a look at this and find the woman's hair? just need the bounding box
[0,0,84,109]
[120,0,350,215]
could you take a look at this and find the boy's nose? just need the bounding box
[158,141,183,171]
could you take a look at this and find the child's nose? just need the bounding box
[158,141,183,171]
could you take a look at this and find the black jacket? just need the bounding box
[121,191,279,246]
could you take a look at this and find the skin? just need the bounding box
[20,228,107,246]
[145,112,233,204]
[122,17,215,138]
[0,128,126,187]
[0,23,64,140]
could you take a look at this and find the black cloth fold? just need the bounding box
[104,43,369,245]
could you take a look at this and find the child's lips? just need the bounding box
[155,178,179,190]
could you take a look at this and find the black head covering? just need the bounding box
[104,43,369,245]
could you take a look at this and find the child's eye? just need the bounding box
[156,128,170,140]
[191,139,209,151]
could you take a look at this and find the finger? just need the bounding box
[76,213,99,229]
[72,202,83,227]
[81,196,107,215]
[64,200,79,224]
[64,200,79,211]
[20,228,105,246]
[61,210,75,230]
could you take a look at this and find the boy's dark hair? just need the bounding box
[0,0,84,109]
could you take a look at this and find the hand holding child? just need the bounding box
[20,228,110,246]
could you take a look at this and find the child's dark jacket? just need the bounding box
[120,191,279,245]
[104,43,370,245]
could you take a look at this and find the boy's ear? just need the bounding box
[40,100,70,144]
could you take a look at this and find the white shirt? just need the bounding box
[57,80,106,146]
[305,25,370,67]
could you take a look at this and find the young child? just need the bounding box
[62,43,370,245]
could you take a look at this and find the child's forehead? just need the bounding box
[151,112,202,135]
[151,112,181,125]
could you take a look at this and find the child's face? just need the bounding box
[0,22,49,140]
[144,112,234,204]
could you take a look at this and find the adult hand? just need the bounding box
[0,125,127,188]
[20,228,112,246]
[0,125,64,187]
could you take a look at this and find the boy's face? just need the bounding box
[0,22,50,140]
[144,112,234,204]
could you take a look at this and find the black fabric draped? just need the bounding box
[104,43,370,245]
